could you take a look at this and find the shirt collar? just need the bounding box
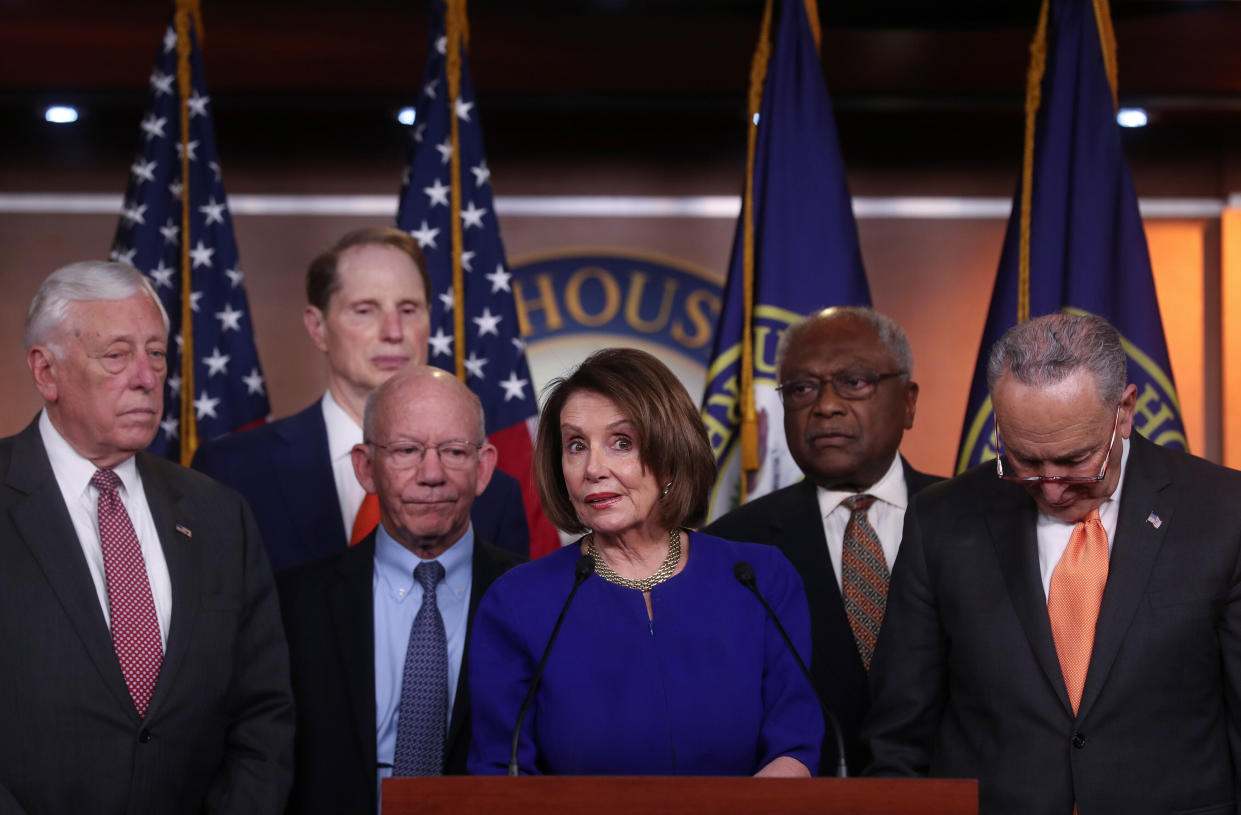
[321,389,362,462]
[374,521,475,595]
[816,452,908,518]
[39,409,141,498]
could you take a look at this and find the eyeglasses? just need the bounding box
[367,439,483,470]
[993,404,1120,484]
[776,370,907,408]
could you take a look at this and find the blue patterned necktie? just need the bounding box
[392,560,448,776]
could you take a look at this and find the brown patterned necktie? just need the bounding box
[840,494,889,671]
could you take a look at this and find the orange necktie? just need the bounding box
[1047,508,1109,714]
[350,493,380,546]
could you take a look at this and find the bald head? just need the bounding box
[363,365,486,445]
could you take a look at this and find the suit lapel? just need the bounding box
[6,421,135,715]
[137,453,202,720]
[1077,435,1172,717]
[329,537,378,791]
[987,486,1074,716]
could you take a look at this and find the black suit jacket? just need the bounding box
[192,400,531,571]
[277,531,523,815]
[865,434,1241,815]
[703,456,941,776]
[0,419,293,814]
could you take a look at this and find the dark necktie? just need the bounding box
[392,560,448,776]
[840,494,889,671]
[92,469,164,716]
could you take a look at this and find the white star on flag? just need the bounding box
[159,218,179,244]
[242,367,265,395]
[224,267,244,287]
[167,373,182,393]
[461,250,475,272]
[511,336,527,353]
[175,140,199,161]
[486,264,512,293]
[460,201,487,229]
[202,347,231,376]
[121,202,148,226]
[438,289,455,312]
[410,220,440,249]
[423,178,450,207]
[113,247,138,265]
[162,26,177,53]
[189,291,204,312]
[214,303,244,332]
[160,415,178,439]
[413,123,427,144]
[130,159,157,183]
[464,352,488,379]
[435,139,453,164]
[140,114,167,140]
[168,179,183,199]
[149,261,175,289]
[499,372,529,402]
[470,161,490,186]
[435,35,447,54]
[423,78,439,99]
[428,327,453,358]
[208,160,222,182]
[149,70,175,97]
[455,98,474,122]
[473,307,502,337]
[189,241,214,268]
[199,197,227,225]
[194,390,220,420]
[187,90,210,118]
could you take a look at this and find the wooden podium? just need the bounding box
[382,776,977,815]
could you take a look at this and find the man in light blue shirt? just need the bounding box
[278,365,524,814]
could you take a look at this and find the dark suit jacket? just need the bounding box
[192,400,531,572]
[0,419,293,815]
[864,433,1241,815]
[703,456,941,776]
[277,532,523,815]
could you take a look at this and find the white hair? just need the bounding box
[776,306,915,377]
[24,261,170,353]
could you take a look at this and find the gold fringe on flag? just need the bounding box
[174,0,202,464]
[446,0,468,381]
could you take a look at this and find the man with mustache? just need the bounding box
[0,261,292,813]
[278,365,523,812]
[192,227,529,571]
[706,306,940,776]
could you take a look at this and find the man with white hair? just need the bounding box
[0,261,293,813]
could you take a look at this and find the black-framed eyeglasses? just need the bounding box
[993,404,1121,484]
[367,439,483,470]
[776,370,907,408]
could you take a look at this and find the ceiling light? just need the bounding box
[45,105,79,124]
[397,107,417,126]
[1116,108,1148,128]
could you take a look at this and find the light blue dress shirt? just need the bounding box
[374,524,474,789]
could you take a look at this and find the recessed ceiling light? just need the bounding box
[397,107,417,126]
[45,105,79,124]
[1116,107,1148,128]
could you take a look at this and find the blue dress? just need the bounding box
[467,531,823,775]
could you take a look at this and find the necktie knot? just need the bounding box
[414,561,446,594]
[844,493,877,514]
[91,468,122,495]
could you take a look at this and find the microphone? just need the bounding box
[734,560,849,778]
[507,554,595,776]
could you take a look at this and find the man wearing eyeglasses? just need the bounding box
[705,306,941,776]
[865,312,1241,815]
[278,365,523,813]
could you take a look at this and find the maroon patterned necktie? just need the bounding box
[840,494,889,671]
[92,469,164,716]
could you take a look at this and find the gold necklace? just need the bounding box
[587,528,681,591]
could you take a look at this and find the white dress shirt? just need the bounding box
[39,410,172,648]
[815,453,909,592]
[322,389,368,536]
[1036,435,1131,600]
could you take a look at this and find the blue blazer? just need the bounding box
[192,401,530,573]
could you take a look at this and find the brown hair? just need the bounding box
[305,226,430,312]
[535,348,717,534]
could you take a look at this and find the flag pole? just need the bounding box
[446,0,468,381]
[174,0,201,464]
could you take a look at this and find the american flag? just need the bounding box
[396,0,560,556]
[110,15,270,462]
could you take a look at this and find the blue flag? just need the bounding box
[110,16,270,461]
[395,0,559,556]
[956,0,1187,472]
[702,0,870,520]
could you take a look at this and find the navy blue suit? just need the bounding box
[192,402,530,573]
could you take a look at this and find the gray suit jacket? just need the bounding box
[865,433,1241,815]
[0,418,294,815]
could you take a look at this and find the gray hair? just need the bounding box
[362,367,487,443]
[775,306,914,377]
[24,261,170,352]
[986,311,1127,406]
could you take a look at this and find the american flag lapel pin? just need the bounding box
[1146,512,1162,530]
[176,523,193,538]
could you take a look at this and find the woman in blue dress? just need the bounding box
[468,348,823,776]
